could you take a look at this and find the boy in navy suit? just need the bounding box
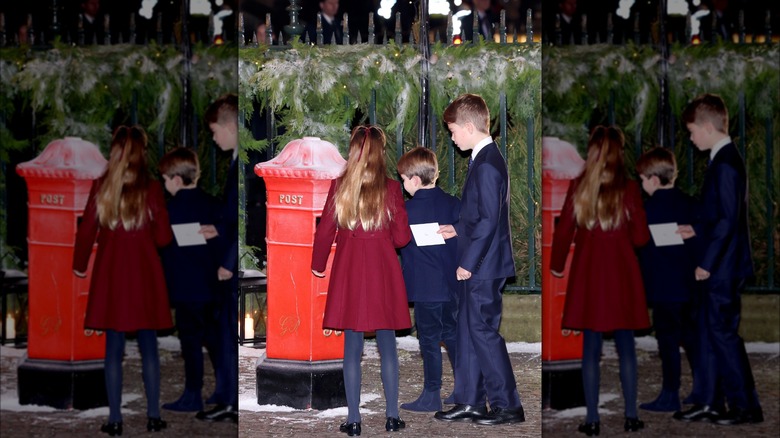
[435,94,524,425]
[397,147,461,412]
[159,147,220,413]
[635,147,698,412]
[676,93,762,425]
[197,93,239,423]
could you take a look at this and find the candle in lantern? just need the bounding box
[5,314,15,340]
[244,314,254,340]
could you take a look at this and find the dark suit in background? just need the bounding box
[694,141,760,417]
[304,13,343,44]
[451,142,522,411]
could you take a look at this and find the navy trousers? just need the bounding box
[413,300,458,392]
[698,278,760,412]
[207,279,238,407]
[451,278,521,410]
[651,301,696,392]
[173,302,213,393]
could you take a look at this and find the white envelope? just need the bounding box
[410,222,446,246]
[171,222,207,246]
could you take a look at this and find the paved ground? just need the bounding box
[238,336,543,438]
[2,337,777,437]
[0,337,238,437]
[542,338,780,438]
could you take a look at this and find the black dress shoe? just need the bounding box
[385,417,406,431]
[673,404,721,422]
[434,404,488,422]
[339,421,361,436]
[100,422,122,436]
[146,417,167,432]
[196,404,238,423]
[577,422,599,436]
[473,406,526,425]
[716,408,763,425]
[624,417,645,432]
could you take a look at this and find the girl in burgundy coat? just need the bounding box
[551,126,650,436]
[312,125,411,436]
[73,126,173,436]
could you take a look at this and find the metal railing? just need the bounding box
[241,2,541,295]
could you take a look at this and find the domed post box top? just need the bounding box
[16,137,107,180]
[542,137,585,180]
[255,137,346,179]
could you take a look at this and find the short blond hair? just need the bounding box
[397,147,438,185]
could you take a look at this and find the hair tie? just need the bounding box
[358,126,371,161]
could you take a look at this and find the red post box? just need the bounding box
[15,137,108,409]
[541,136,586,410]
[254,136,347,409]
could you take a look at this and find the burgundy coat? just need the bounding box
[550,178,651,332]
[311,178,412,332]
[73,179,174,332]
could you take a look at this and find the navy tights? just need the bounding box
[344,329,399,423]
[105,329,161,422]
[582,329,638,423]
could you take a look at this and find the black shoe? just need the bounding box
[196,404,238,423]
[716,408,763,425]
[339,421,361,436]
[624,417,645,432]
[434,404,488,422]
[673,404,721,422]
[473,406,526,425]
[146,417,167,432]
[385,417,406,431]
[100,422,122,436]
[577,422,599,436]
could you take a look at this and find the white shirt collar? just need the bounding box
[710,136,731,161]
[471,136,493,160]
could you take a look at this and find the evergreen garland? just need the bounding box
[240,40,542,289]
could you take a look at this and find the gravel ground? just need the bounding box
[2,336,777,437]
[0,337,237,437]
[239,336,543,438]
[542,338,780,437]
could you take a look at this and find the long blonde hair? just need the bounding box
[333,125,389,231]
[573,125,628,231]
[96,125,151,230]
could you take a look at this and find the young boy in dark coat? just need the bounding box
[397,147,461,412]
[635,147,698,412]
[159,147,221,413]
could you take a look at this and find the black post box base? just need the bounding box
[542,359,586,410]
[18,357,108,410]
[256,354,346,410]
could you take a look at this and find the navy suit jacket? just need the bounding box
[455,143,515,280]
[161,187,221,304]
[695,142,753,280]
[638,187,697,303]
[400,187,460,302]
